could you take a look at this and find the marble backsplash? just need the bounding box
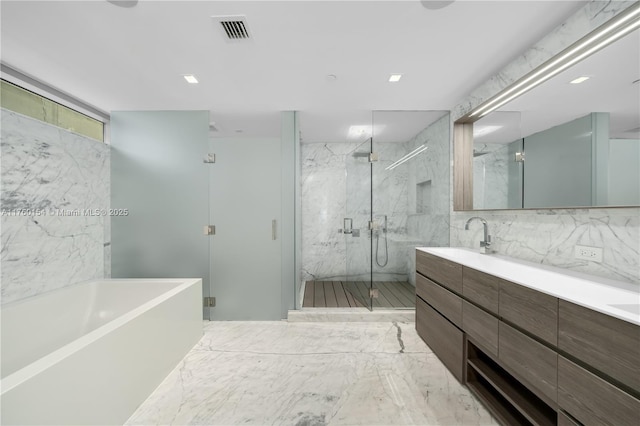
[452,209,639,284]
[1,109,110,304]
[450,1,639,284]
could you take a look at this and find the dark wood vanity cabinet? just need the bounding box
[414,249,640,426]
[463,300,498,356]
[416,250,462,293]
[462,267,499,313]
[497,322,557,406]
[558,356,640,426]
[416,297,465,382]
[558,299,640,392]
[416,274,462,327]
[499,280,558,346]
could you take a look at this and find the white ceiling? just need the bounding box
[1,0,588,141]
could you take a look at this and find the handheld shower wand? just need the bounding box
[375,215,388,268]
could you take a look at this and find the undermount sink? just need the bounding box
[608,304,640,315]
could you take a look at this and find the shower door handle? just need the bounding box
[272,220,277,240]
[343,218,353,234]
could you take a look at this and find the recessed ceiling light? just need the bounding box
[570,76,590,84]
[420,1,455,10]
[348,125,371,139]
[107,0,138,7]
[473,125,503,137]
[389,74,402,82]
[183,75,199,84]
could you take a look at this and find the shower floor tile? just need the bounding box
[125,321,496,426]
[303,281,415,308]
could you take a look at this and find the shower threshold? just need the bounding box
[302,281,415,309]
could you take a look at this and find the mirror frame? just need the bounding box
[453,4,640,211]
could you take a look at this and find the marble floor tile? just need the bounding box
[287,308,416,323]
[126,321,496,426]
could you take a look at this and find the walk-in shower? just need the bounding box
[299,110,451,311]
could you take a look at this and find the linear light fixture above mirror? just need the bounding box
[462,3,639,121]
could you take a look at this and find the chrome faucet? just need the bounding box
[465,217,491,254]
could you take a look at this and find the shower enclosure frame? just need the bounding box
[344,135,413,311]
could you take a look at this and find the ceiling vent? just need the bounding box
[212,15,251,41]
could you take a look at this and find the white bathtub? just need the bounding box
[1,279,203,425]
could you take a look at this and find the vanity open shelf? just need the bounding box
[467,341,556,426]
[414,247,640,426]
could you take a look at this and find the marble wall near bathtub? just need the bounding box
[1,109,110,303]
[450,1,639,284]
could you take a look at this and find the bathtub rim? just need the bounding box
[1,278,202,393]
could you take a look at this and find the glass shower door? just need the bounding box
[344,138,373,310]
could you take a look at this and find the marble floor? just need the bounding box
[126,321,497,426]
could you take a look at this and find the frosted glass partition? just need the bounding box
[609,139,640,206]
[110,111,209,312]
[524,113,605,208]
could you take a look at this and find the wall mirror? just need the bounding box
[454,5,639,211]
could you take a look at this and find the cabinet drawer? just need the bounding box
[558,356,640,426]
[499,282,558,346]
[416,274,462,327]
[416,250,462,294]
[462,267,499,314]
[558,300,640,392]
[558,411,580,426]
[462,301,498,356]
[416,297,465,383]
[499,322,557,405]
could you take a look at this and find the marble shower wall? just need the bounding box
[451,1,639,284]
[371,141,411,281]
[406,114,451,285]
[301,140,411,283]
[1,109,110,304]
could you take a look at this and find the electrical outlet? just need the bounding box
[574,245,603,262]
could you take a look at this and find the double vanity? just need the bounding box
[415,247,639,426]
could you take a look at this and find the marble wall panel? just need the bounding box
[1,109,110,303]
[301,140,415,283]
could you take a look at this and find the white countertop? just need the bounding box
[417,247,640,326]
